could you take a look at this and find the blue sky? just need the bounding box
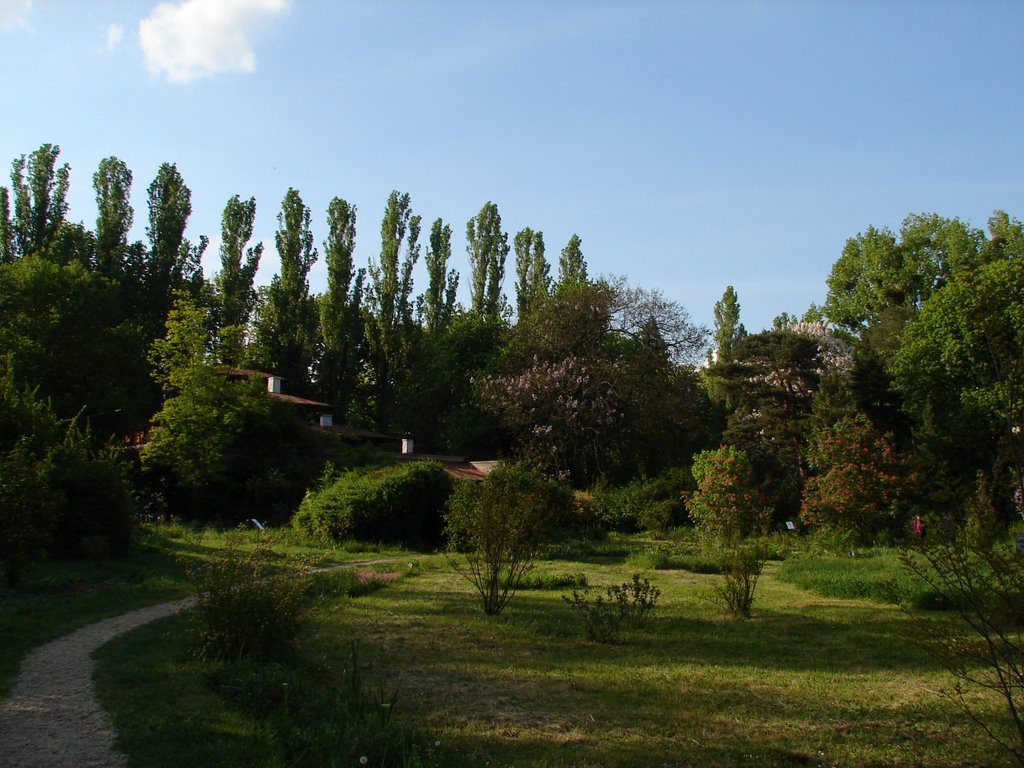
[2,0,1022,333]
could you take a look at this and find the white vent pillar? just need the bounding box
[319,413,333,428]
[401,438,414,455]
[267,376,282,394]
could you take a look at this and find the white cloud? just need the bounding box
[138,0,290,84]
[0,0,32,32]
[105,22,123,51]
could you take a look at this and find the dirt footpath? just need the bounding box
[0,598,192,768]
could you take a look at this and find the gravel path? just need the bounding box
[0,598,193,768]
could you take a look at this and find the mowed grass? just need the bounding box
[96,546,1014,767]
[0,523,412,699]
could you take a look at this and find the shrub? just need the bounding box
[800,414,909,544]
[711,543,767,619]
[900,535,1024,763]
[563,574,662,643]
[47,431,133,559]
[593,467,692,534]
[187,533,312,661]
[687,446,768,543]
[445,462,571,615]
[0,440,56,586]
[293,461,453,545]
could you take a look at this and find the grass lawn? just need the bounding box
[91,538,1014,767]
[0,524,409,699]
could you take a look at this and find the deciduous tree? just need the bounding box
[8,144,70,260]
[317,196,364,412]
[214,195,262,363]
[365,191,419,431]
[421,217,458,332]
[92,156,134,279]
[466,201,508,321]
[556,233,587,290]
[513,227,548,318]
[252,188,318,388]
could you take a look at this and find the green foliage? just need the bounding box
[777,551,943,609]
[593,467,692,534]
[445,463,571,615]
[711,543,767,619]
[687,446,767,542]
[293,461,453,545]
[0,254,150,438]
[0,440,56,586]
[562,574,661,643]
[187,533,312,662]
[0,356,133,580]
[711,284,745,365]
[516,571,587,590]
[144,296,324,523]
[317,195,363,410]
[716,330,823,520]
[47,428,133,559]
[466,201,509,320]
[200,642,441,768]
[800,414,909,544]
[893,253,1024,497]
[900,535,1024,763]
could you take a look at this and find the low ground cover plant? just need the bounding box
[516,571,587,590]
[777,548,942,608]
[563,573,661,642]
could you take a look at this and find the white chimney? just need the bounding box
[319,413,333,428]
[401,438,414,455]
[267,376,282,394]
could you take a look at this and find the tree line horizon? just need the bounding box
[2,141,1023,539]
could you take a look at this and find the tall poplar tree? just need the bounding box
[466,202,508,321]
[365,191,420,431]
[8,144,70,260]
[421,217,458,332]
[712,285,745,364]
[556,233,587,289]
[132,162,206,345]
[318,196,364,412]
[0,188,12,264]
[254,188,318,389]
[214,195,262,363]
[513,227,549,318]
[92,156,134,279]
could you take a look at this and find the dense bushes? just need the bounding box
[0,357,134,584]
[187,533,312,661]
[592,466,693,534]
[293,461,453,546]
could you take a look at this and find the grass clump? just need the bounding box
[777,548,942,608]
[516,571,588,590]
